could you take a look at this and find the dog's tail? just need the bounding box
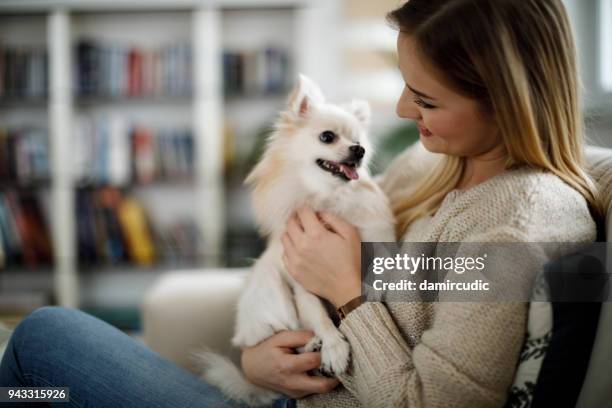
[191,348,281,407]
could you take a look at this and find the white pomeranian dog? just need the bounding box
[194,74,395,406]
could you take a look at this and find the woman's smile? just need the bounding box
[418,125,433,138]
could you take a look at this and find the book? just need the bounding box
[18,192,53,266]
[0,191,52,269]
[116,196,155,266]
[98,188,127,264]
[0,195,21,265]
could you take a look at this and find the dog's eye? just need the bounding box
[319,131,336,144]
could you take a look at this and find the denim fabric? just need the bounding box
[0,306,295,408]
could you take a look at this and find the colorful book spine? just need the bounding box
[0,190,52,269]
[116,196,155,266]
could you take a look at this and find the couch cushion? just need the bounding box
[141,269,248,371]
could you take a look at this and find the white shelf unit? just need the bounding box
[0,0,341,313]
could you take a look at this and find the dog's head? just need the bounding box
[245,75,373,235]
[247,74,372,189]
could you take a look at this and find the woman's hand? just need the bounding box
[241,330,339,399]
[282,206,362,308]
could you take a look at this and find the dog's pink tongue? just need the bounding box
[340,164,359,180]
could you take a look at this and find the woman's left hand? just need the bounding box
[282,206,362,308]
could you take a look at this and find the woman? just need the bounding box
[249,0,600,406]
[0,0,600,407]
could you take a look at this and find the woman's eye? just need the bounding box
[319,131,337,144]
[413,97,435,109]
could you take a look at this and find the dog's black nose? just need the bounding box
[349,145,365,159]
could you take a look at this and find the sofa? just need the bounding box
[142,146,612,408]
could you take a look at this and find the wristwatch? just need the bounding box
[337,294,366,320]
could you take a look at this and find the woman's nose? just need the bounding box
[396,89,421,120]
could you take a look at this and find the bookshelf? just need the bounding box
[0,0,340,326]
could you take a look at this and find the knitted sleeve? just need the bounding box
[337,301,526,408]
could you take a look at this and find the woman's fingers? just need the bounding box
[282,232,296,255]
[319,211,357,240]
[286,214,303,243]
[290,373,341,395]
[296,206,325,235]
[270,330,315,348]
[290,351,321,372]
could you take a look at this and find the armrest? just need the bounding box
[141,269,248,373]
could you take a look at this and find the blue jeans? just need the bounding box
[0,306,296,408]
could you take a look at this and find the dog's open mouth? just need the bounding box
[316,159,360,181]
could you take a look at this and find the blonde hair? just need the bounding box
[388,0,602,238]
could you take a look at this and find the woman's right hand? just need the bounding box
[241,330,340,399]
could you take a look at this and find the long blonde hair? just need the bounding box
[387,0,602,238]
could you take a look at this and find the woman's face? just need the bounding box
[396,33,502,158]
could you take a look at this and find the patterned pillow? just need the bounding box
[504,273,552,408]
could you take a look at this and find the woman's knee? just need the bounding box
[12,306,82,346]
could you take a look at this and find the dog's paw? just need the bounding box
[296,336,322,354]
[319,332,350,377]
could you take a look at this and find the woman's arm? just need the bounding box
[336,301,526,408]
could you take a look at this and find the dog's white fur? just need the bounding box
[193,75,395,406]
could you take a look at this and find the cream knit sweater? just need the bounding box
[298,142,596,408]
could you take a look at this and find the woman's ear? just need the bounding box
[347,99,371,127]
[287,74,326,117]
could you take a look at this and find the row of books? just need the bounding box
[0,190,52,269]
[77,188,201,266]
[76,40,192,99]
[0,42,291,101]
[73,116,194,186]
[223,47,291,96]
[0,127,50,185]
[0,46,48,101]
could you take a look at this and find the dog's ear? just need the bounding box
[287,74,326,117]
[347,99,371,127]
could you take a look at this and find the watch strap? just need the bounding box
[337,294,366,320]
